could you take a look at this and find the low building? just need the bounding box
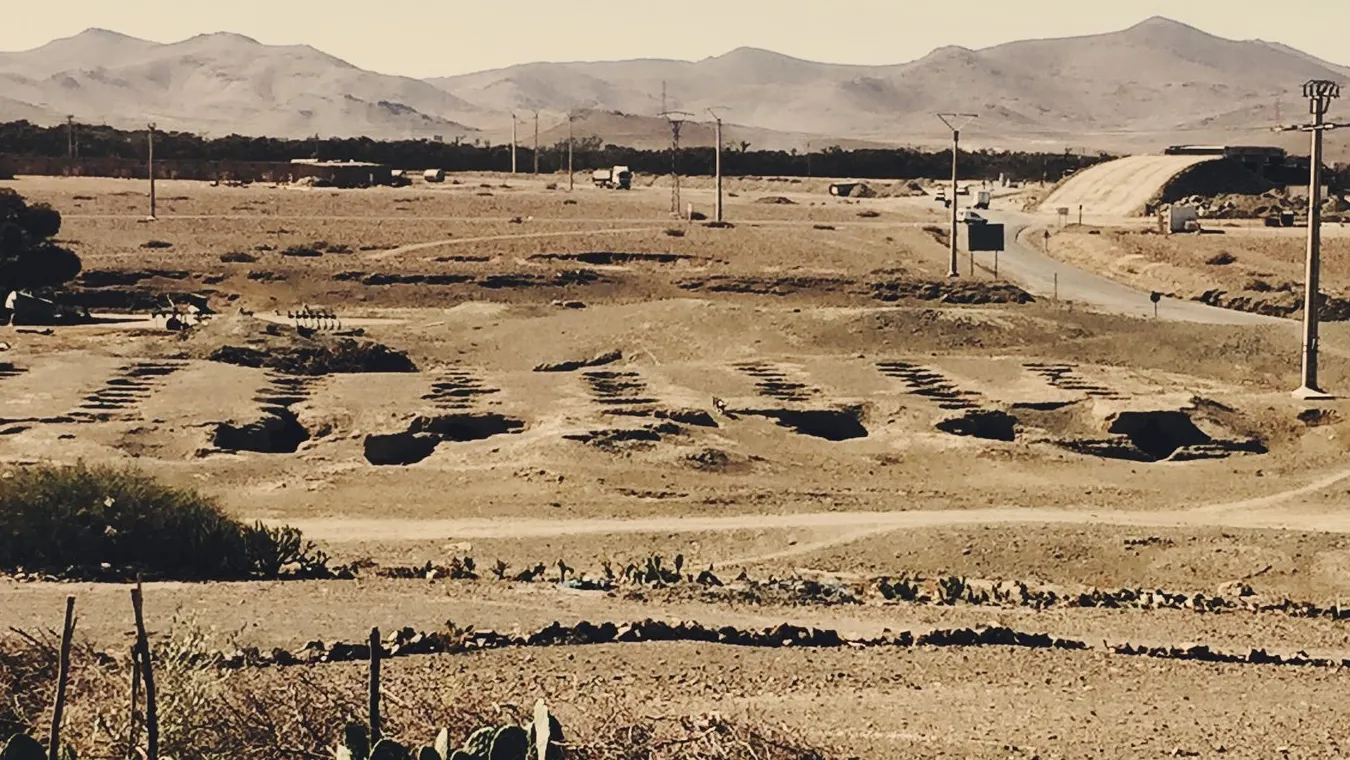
[289,159,392,188]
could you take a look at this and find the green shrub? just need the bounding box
[0,464,326,581]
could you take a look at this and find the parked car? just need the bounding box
[957,209,988,225]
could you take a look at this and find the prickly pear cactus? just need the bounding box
[434,729,452,760]
[527,700,565,760]
[490,725,529,760]
[339,723,371,760]
[417,747,441,760]
[461,727,496,760]
[450,751,474,760]
[1,735,45,760]
[370,739,410,760]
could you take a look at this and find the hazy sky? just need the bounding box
[2,0,1347,77]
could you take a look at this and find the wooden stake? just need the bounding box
[127,645,141,759]
[130,581,158,760]
[369,627,381,743]
[48,596,76,760]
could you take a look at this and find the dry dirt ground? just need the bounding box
[1042,224,1350,311]
[6,175,1350,758]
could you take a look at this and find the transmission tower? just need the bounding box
[661,110,693,216]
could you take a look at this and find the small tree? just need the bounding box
[0,188,81,292]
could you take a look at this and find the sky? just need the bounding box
[2,0,1348,78]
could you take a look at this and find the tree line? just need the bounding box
[0,119,1113,181]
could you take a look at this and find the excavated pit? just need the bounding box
[1106,410,1211,461]
[409,413,525,442]
[744,408,868,441]
[364,432,441,466]
[212,408,310,454]
[935,410,1018,442]
[365,413,526,465]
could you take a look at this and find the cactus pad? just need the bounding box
[490,725,529,760]
[1,735,45,760]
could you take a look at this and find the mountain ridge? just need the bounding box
[1,19,1347,154]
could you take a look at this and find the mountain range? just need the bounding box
[2,17,1348,155]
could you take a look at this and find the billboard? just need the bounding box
[966,223,1005,252]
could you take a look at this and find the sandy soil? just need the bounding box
[5,175,1350,756]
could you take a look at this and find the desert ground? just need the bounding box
[5,173,1350,758]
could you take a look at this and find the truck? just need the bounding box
[591,166,633,190]
[974,190,991,210]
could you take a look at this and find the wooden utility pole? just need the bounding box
[707,108,729,223]
[567,113,574,192]
[532,111,540,176]
[66,116,76,160]
[1277,80,1344,399]
[147,123,157,221]
[511,113,518,174]
[936,113,978,278]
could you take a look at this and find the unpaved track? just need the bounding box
[269,463,1350,545]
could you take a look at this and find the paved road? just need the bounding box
[984,210,1286,326]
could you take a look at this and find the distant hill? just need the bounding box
[2,18,1349,156]
[0,28,481,139]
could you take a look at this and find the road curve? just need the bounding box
[984,210,1285,326]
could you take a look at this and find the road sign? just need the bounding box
[966,223,1005,252]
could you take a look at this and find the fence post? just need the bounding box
[48,596,76,760]
[369,627,381,743]
[130,580,158,760]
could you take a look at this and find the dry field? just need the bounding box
[1043,224,1350,314]
[5,174,1350,758]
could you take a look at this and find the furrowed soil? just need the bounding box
[5,175,1350,758]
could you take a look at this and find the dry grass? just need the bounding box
[0,627,834,760]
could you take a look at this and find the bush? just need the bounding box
[220,251,258,263]
[141,240,174,249]
[0,189,81,292]
[0,464,327,581]
[664,228,686,237]
[281,244,322,258]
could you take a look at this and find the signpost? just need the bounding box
[966,223,1005,278]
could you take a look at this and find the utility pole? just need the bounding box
[532,110,540,176]
[708,107,728,223]
[511,113,518,174]
[936,113,978,278]
[1276,80,1344,400]
[147,123,157,221]
[66,115,76,160]
[660,110,692,216]
[567,112,575,192]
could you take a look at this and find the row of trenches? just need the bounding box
[875,361,1264,461]
[423,368,500,411]
[1024,362,1125,400]
[69,361,187,424]
[211,373,320,454]
[732,361,868,441]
